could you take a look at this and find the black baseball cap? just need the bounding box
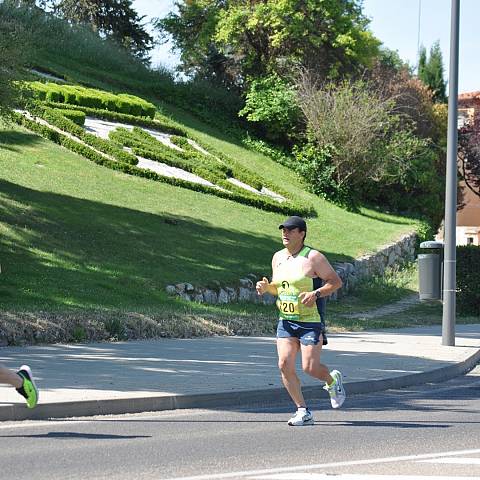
[278,216,307,231]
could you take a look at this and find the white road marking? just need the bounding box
[250,475,479,480]
[420,457,480,464]
[161,449,480,480]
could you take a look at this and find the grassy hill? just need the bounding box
[0,5,425,341]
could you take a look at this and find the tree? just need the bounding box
[42,0,153,62]
[155,0,380,90]
[417,41,447,103]
[156,1,233,87]
[458,124,480,198]
[294,71,444,221]
[417,45,427,77]
[0,5,30,115]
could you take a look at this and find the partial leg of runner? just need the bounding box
[277,338,314,426]
[277,337,304,406]
[300,342,346,409]
[0,364,39,408]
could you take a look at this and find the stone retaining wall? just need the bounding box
[166,231,417,305]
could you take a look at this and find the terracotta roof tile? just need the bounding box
[459,91,480,100]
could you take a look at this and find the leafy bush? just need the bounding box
[46,101,187,135]
[53,108,86,126]
[239,74,301,143]
[27,81,156,118]
[457,246,480,316]
[293,141,351,207]
[295,75,444,221]
[38,107,138,165]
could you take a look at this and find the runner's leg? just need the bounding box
[277,337,306,407]
[300,341,333,384]
[0,365,22,388]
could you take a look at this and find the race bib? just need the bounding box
[277,293,299,319]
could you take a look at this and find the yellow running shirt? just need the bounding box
[272,246,325,323]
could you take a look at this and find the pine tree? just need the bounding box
[417,45,427,78]
[418,41,447,103]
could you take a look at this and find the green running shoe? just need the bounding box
[16,365,39,409]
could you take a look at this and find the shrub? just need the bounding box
[457,245,480,316]
[293,141,351,207]
[45,101,187,135]
[239,73,302,144]
[295,73,444,220]
[27,81,156,118]
[38,107,138,165]
[53,108,86,126]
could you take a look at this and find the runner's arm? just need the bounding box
[256,253,278,296]
[299,251,342,306]
[311,251,342,297]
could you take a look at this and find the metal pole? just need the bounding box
[416,0,422,73]
[442,0,460,346]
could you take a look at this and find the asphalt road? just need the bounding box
[1,366,479,480]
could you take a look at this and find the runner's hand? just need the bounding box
[298,291,316,307]
[256,277,270,295]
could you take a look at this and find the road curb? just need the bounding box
[2,348,479,422]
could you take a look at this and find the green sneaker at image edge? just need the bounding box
[16,365,39,409]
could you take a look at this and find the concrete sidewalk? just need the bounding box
[1,324,479,421]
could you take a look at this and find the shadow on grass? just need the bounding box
[0,130,43,152]
[0,179,352,310]
[357,209,417,226]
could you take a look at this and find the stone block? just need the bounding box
[193,293,204,303]
[263,293,276,305]
[203,289,218,304]
[165,285,176,295]
[238,287,251,301]
[175,283,187,293]
[225,287,237,302]
[218,288,229,304]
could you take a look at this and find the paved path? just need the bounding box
[343,294,420,319]
[0,324,479,421]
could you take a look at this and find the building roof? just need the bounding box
[459,91,480,101]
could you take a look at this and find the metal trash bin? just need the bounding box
[418,241,444,301]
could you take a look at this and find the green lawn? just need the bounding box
[0,6,464,346]
[0,122,419,312]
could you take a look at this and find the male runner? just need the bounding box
[0,364,39,408]
[256,216,345,426]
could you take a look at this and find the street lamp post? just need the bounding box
[442,0,460,346]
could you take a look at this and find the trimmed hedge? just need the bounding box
[53,108,86,126]
[44,101,186,136]
[27,81,156,118]
[44,101,296,200]
[37,107,138,165]
[457,245,480,315]
[14,112,314,217]
[40,101,314,211]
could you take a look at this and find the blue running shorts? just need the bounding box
[277,320,328,346]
